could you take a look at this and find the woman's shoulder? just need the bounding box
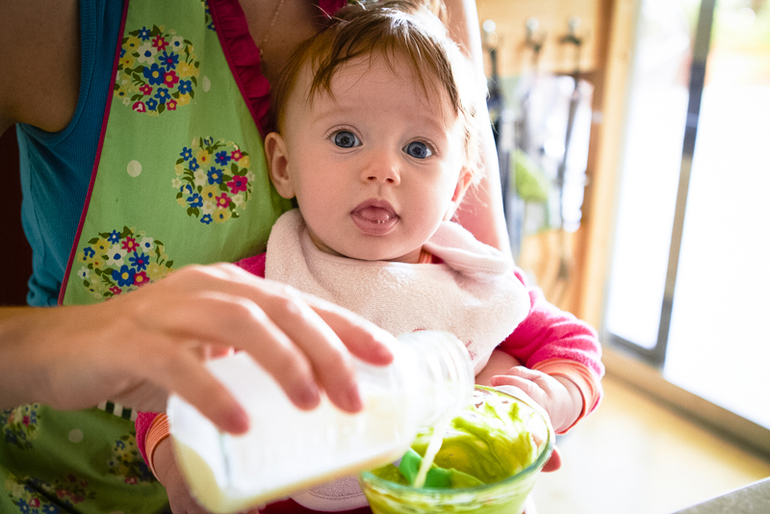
[0,0,81,133]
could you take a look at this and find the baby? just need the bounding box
[138,2,603,513]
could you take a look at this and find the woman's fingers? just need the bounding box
[127,264,393,414]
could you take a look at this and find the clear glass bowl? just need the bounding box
[358,385,554,514]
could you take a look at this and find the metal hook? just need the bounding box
[482,19,499,49]
[525,17,544,54]
[560,16,583,47]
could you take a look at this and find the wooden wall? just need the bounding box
[475,0,618,323]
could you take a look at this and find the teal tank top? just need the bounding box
[17,0,124,306]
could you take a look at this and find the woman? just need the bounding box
[0,0,508,512]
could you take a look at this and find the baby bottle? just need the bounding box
[167,330,475,514]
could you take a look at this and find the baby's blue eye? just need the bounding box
[333,131,360,148]
[403,141,432,159]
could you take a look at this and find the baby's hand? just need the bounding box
[153,439,212,514]
[489,366,582,435]
[153,438,266,514]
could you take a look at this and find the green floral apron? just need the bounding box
[2,0,292,512]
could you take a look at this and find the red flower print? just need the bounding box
[215,193,231,209]
[167,99,177,111]
[139,84,153,96]
[227,175,248,194]
[72,495,85,504]
[134,271,149,286]
[164,70,179,88]
[29,498,40,508]
[152,34,169,52]
[230,149,243,161]
[125,477,139,485]
[56,490,67,498]
[109,286,122,296]
[121,236,139,252]
[133,102,147,113]
[22,416,30,426]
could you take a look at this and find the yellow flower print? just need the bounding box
[239,155,251,169]
[145,263,166,282]
[177,196,187,207]
[119,54,135,69]
[177,94,191,106]
[125,35,141,52]
[214,208,232,223]
[177,61,199,79]
[94,238,110,254]
[174,163,184,176]
[196,148,211,167]
[91,257,105,270]
[201,185,218,202]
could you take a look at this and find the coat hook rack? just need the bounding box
[560,16,583,47]
[524,17,545,68]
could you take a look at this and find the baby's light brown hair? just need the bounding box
[269,0,482,185]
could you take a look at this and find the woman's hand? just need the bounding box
[0,263,394,434]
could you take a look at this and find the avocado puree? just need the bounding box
[372,386,538,489]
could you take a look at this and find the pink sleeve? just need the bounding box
[498,268,604,378]
[236,252,267,277]
[135,411,160,464]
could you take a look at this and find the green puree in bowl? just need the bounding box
[371,388,539,489]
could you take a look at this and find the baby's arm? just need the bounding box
[475,349,520,386]
[492,268,604,435]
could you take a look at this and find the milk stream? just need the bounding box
[412,418,450,488]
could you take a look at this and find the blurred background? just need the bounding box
[473,0,770,511]
[2,0,769,512]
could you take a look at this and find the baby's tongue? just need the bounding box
[357,206,392,222]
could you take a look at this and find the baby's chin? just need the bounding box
[325,244,421,264]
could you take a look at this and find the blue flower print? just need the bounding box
[178,79,193,95]
[187,193,203,208]
[159,50,179,70]
[203,137,214,146]
[180,147,192,161]
[83,246,95,258]
[129,252,150,271]
[112,265,136,287]
[142,63,165,86]
[180,183,194,196]
[5,428,18,445]
[201,214,213,225]
[108,230,121,244]
[188,157,199,171]
[145,98,159,111]
[207,167,223,185]
[120,47,126,58]
[154,87,171,105]
[43,505,61,514]
[137,26,151,41]
[215,150,231,166]
[17,499,30,514]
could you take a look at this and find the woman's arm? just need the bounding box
[442,0,510,255]
[0,264,394,434]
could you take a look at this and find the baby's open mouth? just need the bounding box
[351,200,398,234]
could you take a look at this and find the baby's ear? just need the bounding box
[265,132,295,199]
[445,167,474,221]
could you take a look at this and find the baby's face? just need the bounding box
[271,54,468,263]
